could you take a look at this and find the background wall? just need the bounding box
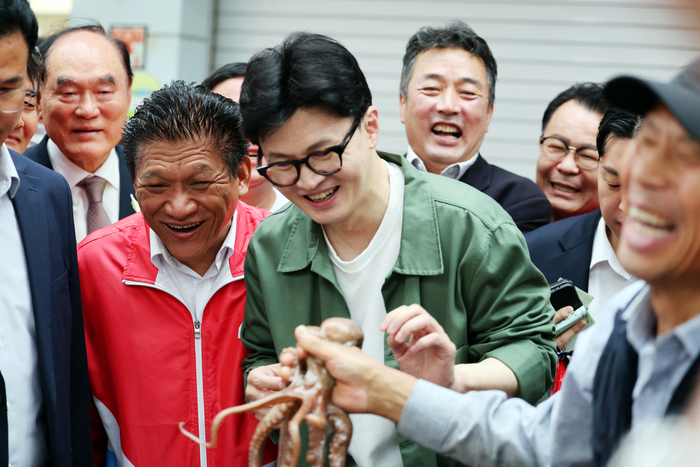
[70,0,214,87]
[212,0,700,179]
[63,0,700,180]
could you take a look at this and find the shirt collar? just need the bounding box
[0,143,21,199]
[623,282,700,361]
[590,216,631,280]
[406,145,479,180]
[149,210,238,278]
[47,138,120,189]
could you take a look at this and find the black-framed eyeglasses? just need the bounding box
[540,135,599,171]
[257,113,363,187]
[0,89,37,114]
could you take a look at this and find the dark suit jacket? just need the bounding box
[524,209,602,291]
[459,154,552,233]
[0,150,92,466]
[24,136,135,220]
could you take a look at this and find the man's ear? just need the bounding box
[237,155,252,196]
[363,106,380,150]
[399,93,406,124]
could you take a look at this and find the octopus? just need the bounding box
[179,317,363,467]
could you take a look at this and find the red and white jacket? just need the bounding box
[77,203,276,467]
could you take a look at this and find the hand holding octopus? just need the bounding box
[179,317,363,467]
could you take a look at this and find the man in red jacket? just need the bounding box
[77,81,275,466]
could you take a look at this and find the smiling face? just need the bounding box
[5,73,38,153]
[39,31,131,173]
[598,136,634,250]
[536,99,603,221]
[134,137,250,276]
[400,47,493,174]
[258,106,385,231]
[618,105,700,288]
[0,31,28,145]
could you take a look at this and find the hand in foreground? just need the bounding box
[381,304,457,390]
[246,363,285,420]
[553,306,587,350]
[291,325,417,423]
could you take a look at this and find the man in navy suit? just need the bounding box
[526,107,641,349]
[25,23,135,242]
[399,21,551,233]
[0,1,91,465]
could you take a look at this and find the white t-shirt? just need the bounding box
[323,160,405,467]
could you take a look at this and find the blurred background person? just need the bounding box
[527,107,641,351]
[4,47,40,153]
[536,83,609,222]
[202,62,288,212]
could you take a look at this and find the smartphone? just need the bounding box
[549,279,587,336]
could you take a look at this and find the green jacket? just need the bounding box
[242,151,557,467]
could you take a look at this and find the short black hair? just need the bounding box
[541,83,609,132]
[240,32,372,145]
[596,107,641,158]
[38,23,133,86]
[122,80,248,182]
[201,62,247,92]
[0,0,38,51]
[401,20,497,106]
[27,47,42,88]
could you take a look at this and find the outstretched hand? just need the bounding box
[290,325,416,422]
[381,304,457,389]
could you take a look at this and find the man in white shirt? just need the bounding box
[526,107,642,349]
[77,81,276,466]
[0,1,91,465]
[24,24,135,242]
[400,21,551,233]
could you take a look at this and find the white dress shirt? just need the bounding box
[405,145,479,180]
[47,139,120,242]
[588,217,635,321]
[564,217,634,350]
[0,143,50,467]
[149,211,238,319]
[324,160,405,467]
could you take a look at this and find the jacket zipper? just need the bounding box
[194,319,207,467]
[122,275,245,466]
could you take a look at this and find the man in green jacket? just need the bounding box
[239,32,557,467]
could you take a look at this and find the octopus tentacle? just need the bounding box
[249,401,296,467]
[327,404,353,467]
[178,392,301,447]
[181,318,362,467]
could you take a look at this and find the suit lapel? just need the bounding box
[27,136,54,170]
[11,159,56,401]
[548,210,602,291]
[116,144,136,220]
[458,154,491,192]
